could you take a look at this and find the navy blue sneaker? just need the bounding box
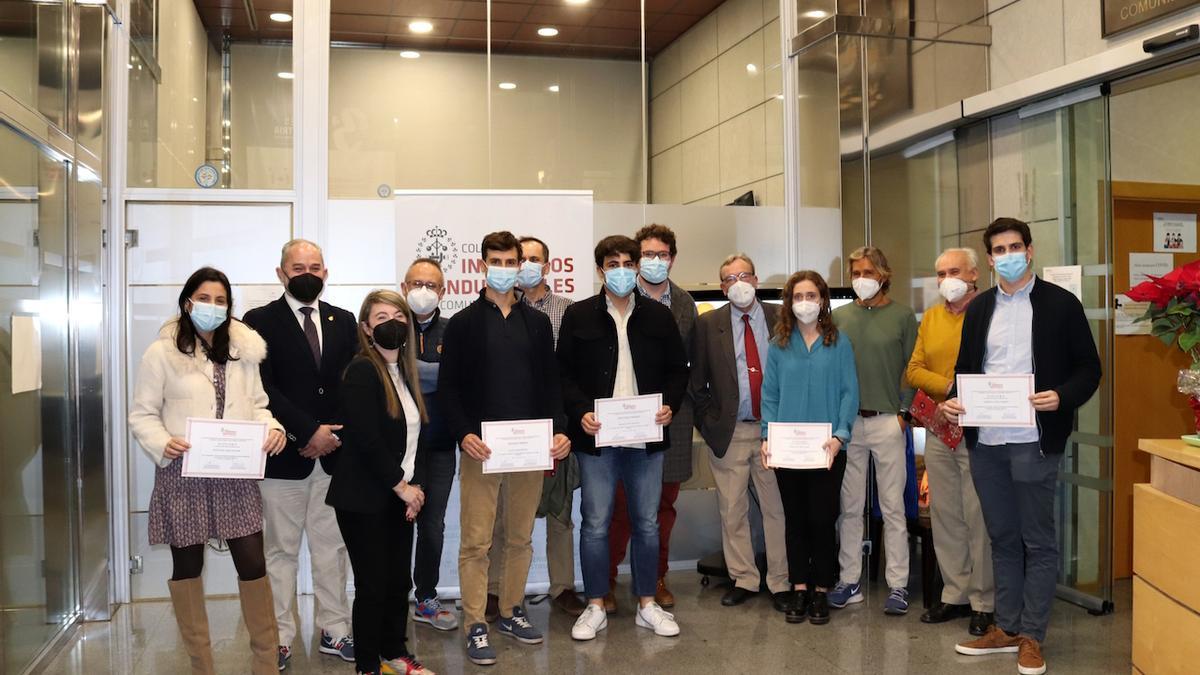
[319,631,355,662]
[828,581,863,608]
[496,606,543,644]
[277,645,290,671]
[465,623,497,666]
[884,587,910,615]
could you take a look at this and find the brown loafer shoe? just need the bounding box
[954,625,1022,656]
[602,591,617,615]
[1017,636,1047,675]
[655,578,675,609]
[552,590,587,616]
[484,593,501,623]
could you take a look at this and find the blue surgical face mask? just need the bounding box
[639,257,669,284]
[516,261,544,289]
[485,264,519,293]
[993,252,1029,283]
[189,301,228,332]
[604,267,637,297]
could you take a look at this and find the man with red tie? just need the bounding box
[689,254,791,610]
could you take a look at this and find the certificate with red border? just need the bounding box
[181,417,268,479]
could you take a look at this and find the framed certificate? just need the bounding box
[181,417,268,479]
[766,422,832,470]
[956,374,1037,428]
[595,393,663,448]
[481,419,554,474]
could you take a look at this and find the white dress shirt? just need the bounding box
[606,294,644,450]
[387,362,421,481]
[979,277,1039,446]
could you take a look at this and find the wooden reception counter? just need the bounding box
[1133,439,1200,675]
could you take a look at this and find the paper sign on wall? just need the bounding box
[1115,294,1151,336]
[1043,265,1082,302]
[1129,252,1175,286]
[11,315,42,394]
[1153,212,1197,253]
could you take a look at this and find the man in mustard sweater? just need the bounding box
[906,247,994,636]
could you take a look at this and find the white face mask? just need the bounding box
[406,287,439,316]
[852,277,881,301]
[725,280,756,308]
[939,277,969,304]
[792,300,821,325]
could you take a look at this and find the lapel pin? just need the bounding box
[327,315,333,321]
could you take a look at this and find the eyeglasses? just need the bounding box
[641,251,672,261]
[720,272,757,284]
[407,280,442,291]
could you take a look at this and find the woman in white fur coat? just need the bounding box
[129,266,286,675]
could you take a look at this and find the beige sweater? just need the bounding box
[128,318,282,467]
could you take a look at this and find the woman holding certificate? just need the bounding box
[128,266,287,675]
[325,289,433,675]
[759,271,859,626]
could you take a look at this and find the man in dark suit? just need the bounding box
[690,253,790,611]
[242,239,359,670]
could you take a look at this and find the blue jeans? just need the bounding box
[577,448,663,599]
[412,449,456,601]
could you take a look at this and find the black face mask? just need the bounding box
[372,318,407,350]
[287,273,324,304]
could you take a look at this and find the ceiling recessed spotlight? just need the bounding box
[277,71,294,79]
[548,84,560,92]
[537,26,559,37]
[498,82,517,90]
[269,12,292,22]
[745,63,757,74]
[409,20,433,33]
[400,50,421,59]
[802,10,828,19]
[565,0,589,4]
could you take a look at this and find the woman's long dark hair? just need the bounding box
[176,266,236,364]
[773,270,839,348]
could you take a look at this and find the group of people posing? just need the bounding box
[129,217,1099,675]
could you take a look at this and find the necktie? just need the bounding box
[300,307,321,367]
[742,313,762,420]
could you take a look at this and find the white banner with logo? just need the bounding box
[395,190,595,315]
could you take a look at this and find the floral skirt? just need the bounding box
[148,459,263,547]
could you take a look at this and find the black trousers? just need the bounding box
[774,451,846,588]
[336,499,415,671]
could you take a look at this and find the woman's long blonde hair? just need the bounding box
[356,289,428,422]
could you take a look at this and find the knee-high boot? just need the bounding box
[168,577,216,675]
[238,576,280,675]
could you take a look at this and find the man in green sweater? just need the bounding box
[828,246,918,616]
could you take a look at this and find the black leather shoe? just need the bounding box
[772,591,795,613]
[721,586,758,606]
[969,611,994,636]
[807,591,830,625]
[786,591,810,624]
[920,602,971,624]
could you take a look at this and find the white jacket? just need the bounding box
[129,318,282,467]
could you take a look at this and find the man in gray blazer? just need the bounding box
[690,253,790,610]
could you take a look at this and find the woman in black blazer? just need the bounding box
[326,289,432,675]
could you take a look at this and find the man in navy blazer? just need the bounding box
[243,239,360,669]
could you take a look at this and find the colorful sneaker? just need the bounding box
[496,606,543,644]
[382,655,436,675]
[413,598,459,632]
[319,631,355,662]
[828,581,863,608]
[465,623,497,666]
[884,587,909,616]
[635,601,680,637]
[277,645,290,671]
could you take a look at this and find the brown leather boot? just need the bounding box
[238,576,281,675]
[167,577,216,675]
[655,578,675,609]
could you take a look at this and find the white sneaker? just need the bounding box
[571,604,608,641]
[635,601,680,637]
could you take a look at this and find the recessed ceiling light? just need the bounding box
[409,20,433,34]
[538,26,559,37]
[548,84,560,92]
[499,82,517,90]
[277,71,294,79]
[269,12,292,22]
[802,10,828,19]
[745,63,757,74]
[400,50,421,59]
[565,0,588,4]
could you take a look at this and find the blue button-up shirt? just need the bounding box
[637,281,672,308]
[979,277,1039,445]
[731,301,770,421]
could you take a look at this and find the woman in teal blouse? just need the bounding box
[759,270,859,625]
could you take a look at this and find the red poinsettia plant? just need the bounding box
[1126,259,1200,364]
